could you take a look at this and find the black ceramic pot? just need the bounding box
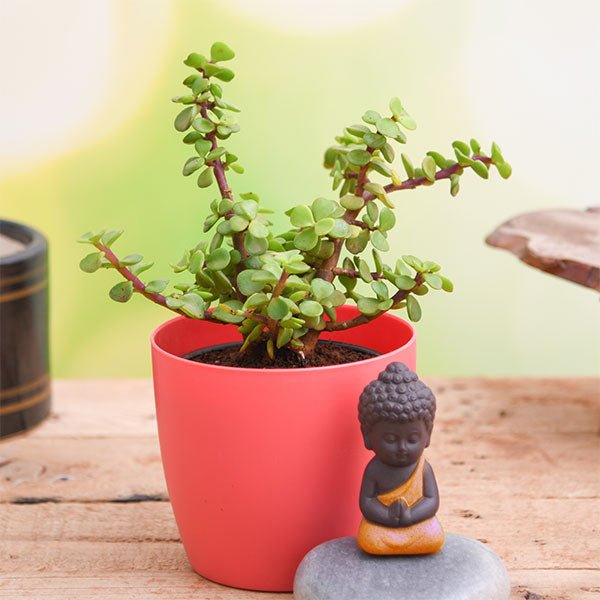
[0,220,50,438]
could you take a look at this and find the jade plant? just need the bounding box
[79,42,511,359]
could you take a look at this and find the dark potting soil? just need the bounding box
[184,340,378,369]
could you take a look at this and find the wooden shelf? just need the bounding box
[1,378,598,599]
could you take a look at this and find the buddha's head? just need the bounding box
[358,362,436,468]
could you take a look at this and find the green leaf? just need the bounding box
[203,214,219,232]
[369,160,392,176]
[378,207,396,232]
[299,300,323,318]
[358,259,373,283]
[289,205,314,228]
[340,194,363,210]
[206,247,230,270]
[406,295,422,322]
[362,110,381,125]
[470,138,481,154]
[192,118,215,134]
[422,156,436,182]
[347,124,371,137]
[370,230,389,252]
[381,143,395,163]
[184,53,208,68]
[197,168,214,188]
[293,227,318,250]
[314,217,335,236]
[423,273,443,289]
[100,230,123,247]
[234,200,259,220]
[236,270,266,295]
[491,142,504,163]
[210,41,235,62]
[120,253,143,266]
[402,255,424,271]
[311,197,338,220]
[366,201,379,223]
[347,149,372,166]
[213,300,245,324]
[248,220,269,238]
[211,68,232,82]
[371,280,389,299]
[183,156,203,176]
[440,275,454,292]
[268,297,290,320]
[452,140,471,156]
[188,250,204,275]
[180,293,206,318]
[205,147,227,162]
[174,106,198,132]
[79,252,104,273]
[229,215,249,232]
[450,174,460,197]
[109,281,133,303]
[454,148,474,167]
[357,297,380,316]
[363,132,386,148]
[276,327,294,349]
[329,219,352,239]
[364,182,386,198]
[389,98,416,130]
[145,279,168,293]
[245,233,268,256]
[372,249,383,274]
[496,162,512,179]
[194,139,212,157]
[401,153,415,178]
[395,275,416,290]
[345,229,370,254]
[376,117,400,138]
[471,160,489,179]
[426,151,447,169]
[311,279,334,300]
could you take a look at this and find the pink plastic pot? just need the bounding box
[151,305,416,591]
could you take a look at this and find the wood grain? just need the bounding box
[0,378,598,599]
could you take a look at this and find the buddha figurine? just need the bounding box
[357,362,445,555]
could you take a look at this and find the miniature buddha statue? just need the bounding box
[357,362,445,555]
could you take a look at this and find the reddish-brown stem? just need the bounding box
[363,156,492,201]
[324,273,425,331]
[96,242,226,324]
[332,267,386,280]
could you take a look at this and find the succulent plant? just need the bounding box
[79,42,511,359]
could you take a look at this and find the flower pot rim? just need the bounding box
[0,219,48,267]
[151,310,415,375]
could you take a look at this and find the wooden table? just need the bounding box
[1,379,598,599]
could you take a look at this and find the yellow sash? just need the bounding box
[357,456,444,555]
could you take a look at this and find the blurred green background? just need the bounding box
[1,0,598,377]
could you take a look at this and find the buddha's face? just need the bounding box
[365,419,430,467]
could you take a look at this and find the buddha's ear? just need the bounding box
[425,427,433,448]
[363,433,373,450]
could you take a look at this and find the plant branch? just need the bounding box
[332,267,386,280]
[324,273,425,331]
[363,156,492,201]
[96,242,227,324]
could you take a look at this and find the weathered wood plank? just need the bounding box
[25,378,600,438]
[1,499,598,571]
[510,569,600,600]
[1,431,596,503]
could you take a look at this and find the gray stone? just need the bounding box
[294,534,510,600]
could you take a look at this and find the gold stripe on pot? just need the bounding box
[0,278,47,302]
[0,388,50,416]
[0,374,50,400]
[0,263,46,286]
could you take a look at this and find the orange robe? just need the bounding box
[357,456,445,555]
